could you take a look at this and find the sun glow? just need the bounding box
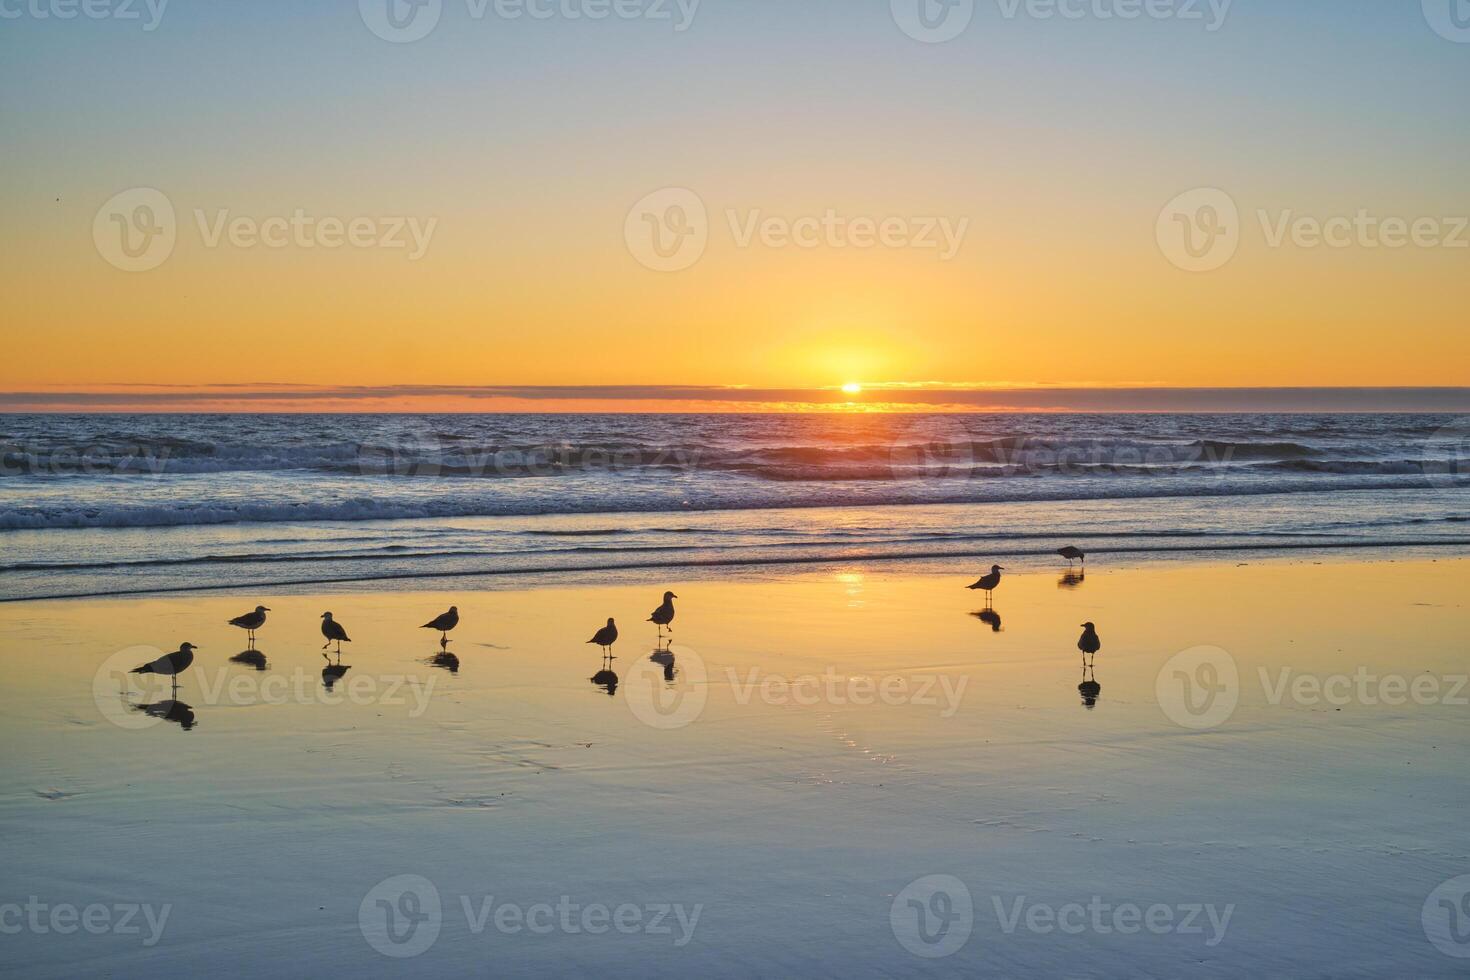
[841,383,863,395]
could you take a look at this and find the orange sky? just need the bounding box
[4,3,1468,403]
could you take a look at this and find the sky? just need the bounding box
[2,0,1468,411]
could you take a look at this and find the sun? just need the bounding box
[841,382,863,395]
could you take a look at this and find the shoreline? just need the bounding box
[3,538,1467,605]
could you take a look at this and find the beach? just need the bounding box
[2,555,1466,977]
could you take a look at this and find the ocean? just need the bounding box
[1,412,1466,601]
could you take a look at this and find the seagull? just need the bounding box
[320,612,351,653]
[1078,622,1101,663]
[1058,546,1086,567]
[421,606,459,647]
[587,618,618,654]
[131,643,197,692]
[648,591,678,641]
[227,605,270,645]
[967,565,1004,602]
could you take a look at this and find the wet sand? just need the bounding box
[0,556,1466,977]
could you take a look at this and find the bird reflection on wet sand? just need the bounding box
[428,650,460,674]
[132,700,197,730]
[321,652,350,691]
[591,652,618,696]
[650,648,676,682]
[1058,569,1085,589]
[969,607,1003,632]
[231,649,268,672]
[1078,664,1102,709]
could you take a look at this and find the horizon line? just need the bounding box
[0,385,1466,414]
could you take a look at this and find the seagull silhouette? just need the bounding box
[1078,622,1101,664]
[967,565,1004,602]
[648,592,678,641]
[587,617,618,654]
[1058,546,1086,567]
[227,605,270,645]
[320,612,351,653]
[131,643,197,693]
[422,606,459,647]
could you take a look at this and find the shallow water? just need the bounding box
[4,412,1466,602]
[1,558,1465,977]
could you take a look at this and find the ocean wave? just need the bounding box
[0,473,1449,530]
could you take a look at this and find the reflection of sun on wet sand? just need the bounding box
[1,557,1467,975]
